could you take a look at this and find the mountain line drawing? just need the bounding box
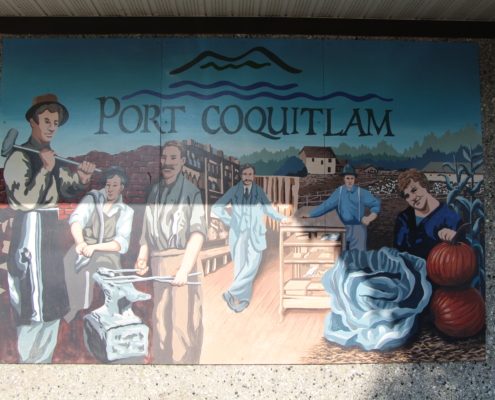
[169,81,299,91]
[169,46,303,75]
[200,61,271,71]
[122,89,393,102]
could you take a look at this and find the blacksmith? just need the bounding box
[4,94,96,363]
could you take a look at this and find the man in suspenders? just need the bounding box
[301,164,381,251]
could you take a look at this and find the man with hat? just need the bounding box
[301,164,381,251]
[4,94,96,363]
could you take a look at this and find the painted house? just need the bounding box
[298,146,347,175]
[422,162,484,183]
[355,164,378,174]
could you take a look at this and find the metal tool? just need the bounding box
[102,271,202,285]
[2,128,102,173]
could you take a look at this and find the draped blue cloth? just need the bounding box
[322,248,432,351]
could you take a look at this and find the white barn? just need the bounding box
[298,146,347,175]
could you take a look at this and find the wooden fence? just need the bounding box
[254,175,300,231]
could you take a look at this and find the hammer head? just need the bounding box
[2,129,18,158]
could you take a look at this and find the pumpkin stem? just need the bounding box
[449,223,471,246]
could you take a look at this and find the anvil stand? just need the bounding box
[84,267,201,364]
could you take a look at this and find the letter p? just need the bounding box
[94,97,120,134]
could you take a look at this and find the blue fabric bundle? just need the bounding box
[322,248,432,351]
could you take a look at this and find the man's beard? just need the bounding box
[243,179,252,185]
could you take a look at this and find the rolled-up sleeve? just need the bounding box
[189,191,207,237]
[113,206,134,254]
[69,194,95,227]
[363,190,381,214]
[139,204,152,247]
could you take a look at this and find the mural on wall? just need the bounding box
[0,38,485,364]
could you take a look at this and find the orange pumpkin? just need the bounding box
[426,225,477,286]
[431,286,485,338]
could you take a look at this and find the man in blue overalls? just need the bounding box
[301,164,381,251]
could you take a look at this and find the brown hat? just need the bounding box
[25,94,69,126]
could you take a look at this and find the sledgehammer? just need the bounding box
[2,129,102,173]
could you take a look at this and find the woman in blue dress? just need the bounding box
[394,169,465,260]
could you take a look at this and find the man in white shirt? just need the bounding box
[63,166,134,322]
[134,141,207,364]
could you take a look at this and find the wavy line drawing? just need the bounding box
[200,61,271,71]
[169,81,298,91]
[122,89,393,102]
[169,46,302,75]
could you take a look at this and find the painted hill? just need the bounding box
[402,124,481,158]
[234,125,483,175]
[331,124,481,158]
[332,140,401,158]
[239,146,300,165]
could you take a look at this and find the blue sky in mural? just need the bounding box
[0,38,481,165]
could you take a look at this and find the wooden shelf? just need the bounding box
[283,234,342,247]
[284,250,337,264]
[284,279,311,295]
[307,281,326,292]
[279,218,345,320]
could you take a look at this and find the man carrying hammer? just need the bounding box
[3,94,96,363]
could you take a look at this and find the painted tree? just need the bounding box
[440,144,485,294]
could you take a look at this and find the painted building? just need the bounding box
[422,161,483,183]
[298,146,347,175]
[355,164,378,174]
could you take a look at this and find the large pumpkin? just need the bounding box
[431,286,485,338]
[426,226,477,286]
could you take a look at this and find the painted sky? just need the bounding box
[0,38,481,166]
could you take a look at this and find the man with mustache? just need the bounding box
[134,140,206,364]
[212,163,291,313]
[4,94,96,363]
[394,168,464,260]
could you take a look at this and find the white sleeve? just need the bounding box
[113,206,134,254]
[69,194,96,228]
